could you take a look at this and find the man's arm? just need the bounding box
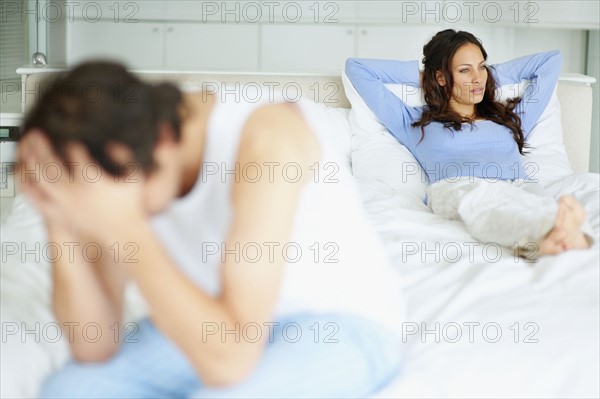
[107,103,319,387]
[18,134,129,362]
[47,221,129,361]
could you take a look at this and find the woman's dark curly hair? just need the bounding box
[412,29,527,154]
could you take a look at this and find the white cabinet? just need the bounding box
[165,23,259,70]
[356,24,517,66]
[529,1,600,29]
[261,1,356,23]
[356,1,534,27]
[68,20,164,69]
[261,25,355,73]
[67,19,259,71]
[445,25,516,64]
[513,28,587,73]
[448,1,528,26]
[357,0,443,23]
[357,25,441,60]
[166,1,254,22]
[164,1,356,23]
[69,1,166,22]
[64,1,596,74]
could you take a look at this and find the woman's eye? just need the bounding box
[460,69,469,73]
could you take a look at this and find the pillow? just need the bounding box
[296,100,353,169]
[181,84,354,169]
[514,85,573,185]
[495,81,572,185]
[342,64,573,198]
[342,71,429,203]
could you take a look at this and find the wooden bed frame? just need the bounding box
[17,67,597,173]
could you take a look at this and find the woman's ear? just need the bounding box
[435,70,446,86]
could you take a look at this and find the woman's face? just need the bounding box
[438,43,488,111]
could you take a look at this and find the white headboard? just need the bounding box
[17,67,596,173]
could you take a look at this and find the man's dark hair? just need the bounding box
[22,61,183,175]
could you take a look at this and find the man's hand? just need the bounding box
[18,130,148,244]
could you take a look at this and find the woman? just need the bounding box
[18,62,404,397]
[346,29,593,258]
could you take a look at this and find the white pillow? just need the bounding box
[496,81,572,185]
[342,71,429,203]
[342,68,573,199]
[182,84,354,170]
[300,101,353,169]
[518,86,573,185]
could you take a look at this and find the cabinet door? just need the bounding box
[166,1,355,23]
[69,1,166,21]
[261,25,355,73]
[528,1,599,29]
[357,1,530,26]
[457,0,532,27]
[165,23,259,71]
[166,1,263,22]
[357,26,440,60]
[262,1,356,23]
[443,25,516,64]
[357,25,516,65]
[513,28,587,73]
[68,20,164,69]
[357,1,445,23]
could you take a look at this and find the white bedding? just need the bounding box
[364,172,600,398]
[1,109,599,397]
[2,174,598,398]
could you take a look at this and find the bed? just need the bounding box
[1,66,598,398]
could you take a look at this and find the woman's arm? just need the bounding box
[345,57,422,145]
[491,50,563,137]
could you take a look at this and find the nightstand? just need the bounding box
[0,112,22,219]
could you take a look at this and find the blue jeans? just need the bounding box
[39,313,402,398]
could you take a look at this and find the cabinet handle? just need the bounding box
[168,27,174,32]
[361,29,367,35]
[347,29,354,35]
[153,27,159,33]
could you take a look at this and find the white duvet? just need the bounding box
[5,73,598,397]
[364,172,600,398]
[1,172,598,398]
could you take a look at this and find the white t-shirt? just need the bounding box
[150,93,405,334]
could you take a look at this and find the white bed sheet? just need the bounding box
[0,196,146,398]
[364,172,600,398]
[1,172,598,398]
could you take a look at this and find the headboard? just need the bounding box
[17,67,595,173]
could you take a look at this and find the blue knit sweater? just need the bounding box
[345,50,563,183]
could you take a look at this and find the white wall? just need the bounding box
[587,30,600,173]
[42,1,600,170]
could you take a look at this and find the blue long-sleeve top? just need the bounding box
[345,50,563,183]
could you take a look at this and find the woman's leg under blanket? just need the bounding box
[427,178,557,249]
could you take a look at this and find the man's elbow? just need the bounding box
[196,349,261,389]
[201,369,250,389]
[70,342,119,364]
